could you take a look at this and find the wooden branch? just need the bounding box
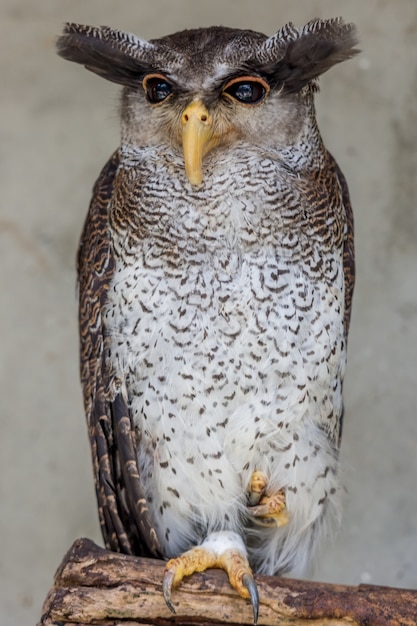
[39,538,417,626]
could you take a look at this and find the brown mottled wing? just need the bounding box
[326,151,355,445]
[77,150,161,558]
[325,151,355,337]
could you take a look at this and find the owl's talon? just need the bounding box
[249,508,289,527]
[162,532,256,618]
[162,568,176,614]
[248,492,288,526]
[247,471,289,527]
[242,572,259,625]
[247,470,268,506]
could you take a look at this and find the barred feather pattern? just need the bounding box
[98,139,352,575]
[260,17,358,61]
[78,151,161,557]
[60,22,155,59]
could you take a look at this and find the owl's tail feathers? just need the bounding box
[163,530,259,624]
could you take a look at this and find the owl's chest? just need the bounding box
[105,229,345,536]
[106,215,345,424]
[110,147,342,266]
[105,151,346,444]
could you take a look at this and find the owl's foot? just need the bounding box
[163,531,259,624]
[247,470,289,527]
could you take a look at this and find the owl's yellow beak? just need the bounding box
[182,100,217,186]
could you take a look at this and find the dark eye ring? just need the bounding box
[223,76,269,105]
[143,73,172,105]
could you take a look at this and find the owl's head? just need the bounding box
[57,19,358,185]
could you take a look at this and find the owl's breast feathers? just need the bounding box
[109,143,348,261]
[78,143,353,562]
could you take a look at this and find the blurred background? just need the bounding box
[1,1,416,624]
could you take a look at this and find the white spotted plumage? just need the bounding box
[104,139,346,575]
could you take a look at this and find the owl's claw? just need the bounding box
[163,566,259,624]
[242,572,259,625]
[162,531,258,623]
[162,568,176,614]
[248,495,289,527]
[247,470,289,527]
[247,470,269,506]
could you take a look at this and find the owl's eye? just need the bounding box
[223,76,269,105]
[143,74,172,104]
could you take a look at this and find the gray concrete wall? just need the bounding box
[1,1,416,624]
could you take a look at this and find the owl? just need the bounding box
[57,18,357,622]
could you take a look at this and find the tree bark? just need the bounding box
[38,538,417,626]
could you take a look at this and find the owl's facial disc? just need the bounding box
[181,100,218,186]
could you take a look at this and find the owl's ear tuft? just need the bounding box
[262,18,359,93]
[56,23,156,87]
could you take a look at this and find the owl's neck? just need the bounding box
[276,89,328,176]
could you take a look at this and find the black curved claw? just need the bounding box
[242,572,259,625]
[162,569,176,614]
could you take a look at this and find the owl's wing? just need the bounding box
[326,152,355,338]
[325,152,355,445]
[78,150,161,558]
